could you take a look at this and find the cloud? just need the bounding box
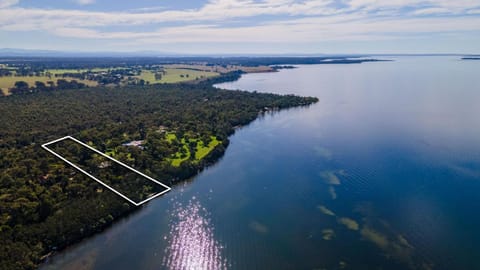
[467,8,480,14]
[412,7,449,15]
[347,0,480,11]
[0,0,347,29]
[0,0,478,29]
[0,0,479,49]
[128,6,167,13]
[75,0,95,5]
[0,0,19,8]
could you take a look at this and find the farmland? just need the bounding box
[0,75,97,95]
[0,65,223,95]
[137,68,219,84]
[0,56,319,96]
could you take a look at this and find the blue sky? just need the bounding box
[0,0,479,54]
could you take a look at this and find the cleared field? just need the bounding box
[195,136,221,160]
[137,68,219,84]
[166,133,221,166]
[0,75,97,94]
[0,66,221,94]
[48,68,126,75]
[169,137,191,167]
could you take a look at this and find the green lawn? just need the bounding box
[169,140,191,167]
[165,133,221,167]
[137,68,219,84]
[166,133,177,143]
[195,136,220,160]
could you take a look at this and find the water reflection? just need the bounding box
[162,197,228,270]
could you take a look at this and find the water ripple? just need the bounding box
[162,197,228,270]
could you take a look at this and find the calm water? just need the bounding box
[41,57,480,270]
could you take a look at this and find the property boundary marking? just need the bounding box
[42,136,171,206]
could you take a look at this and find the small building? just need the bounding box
[122,140,144,149]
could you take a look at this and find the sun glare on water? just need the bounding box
[162,197,228,270]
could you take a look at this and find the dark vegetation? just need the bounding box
[47,138,169,204]
[0,72,318,269]
[271,65,297,70]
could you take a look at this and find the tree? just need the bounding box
[0,174,15,188]
[14,81,29,90]
[56,79,69,90]
[35,81,47,91]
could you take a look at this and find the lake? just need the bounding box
[40,57,480,270]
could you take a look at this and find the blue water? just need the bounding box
[41,57,480,270]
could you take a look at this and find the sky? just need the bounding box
[0,0,479,54]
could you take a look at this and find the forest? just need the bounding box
[0,72,318,269]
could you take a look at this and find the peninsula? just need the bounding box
[0,59,318,269]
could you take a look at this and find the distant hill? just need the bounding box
[0,48,177,57]
[462,56,480,60]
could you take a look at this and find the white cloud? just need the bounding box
[467,8,480,14]
[412,7,449,15]
[347,0,480,10]
[75,0,95,5]
[0,0,344,29]
[0,0,479,47]
[128,6,167,13]
[0,0,19,8]
[39,14,480,45]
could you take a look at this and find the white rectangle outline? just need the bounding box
[42,136,171,206]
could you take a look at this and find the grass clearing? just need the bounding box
[137,68,219,84]
[0,75,97,90]
[166,133,177,143]
[169,137,191,167]
[1,67,218,93]
[195,136,220,160]
[165,133,221,167]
